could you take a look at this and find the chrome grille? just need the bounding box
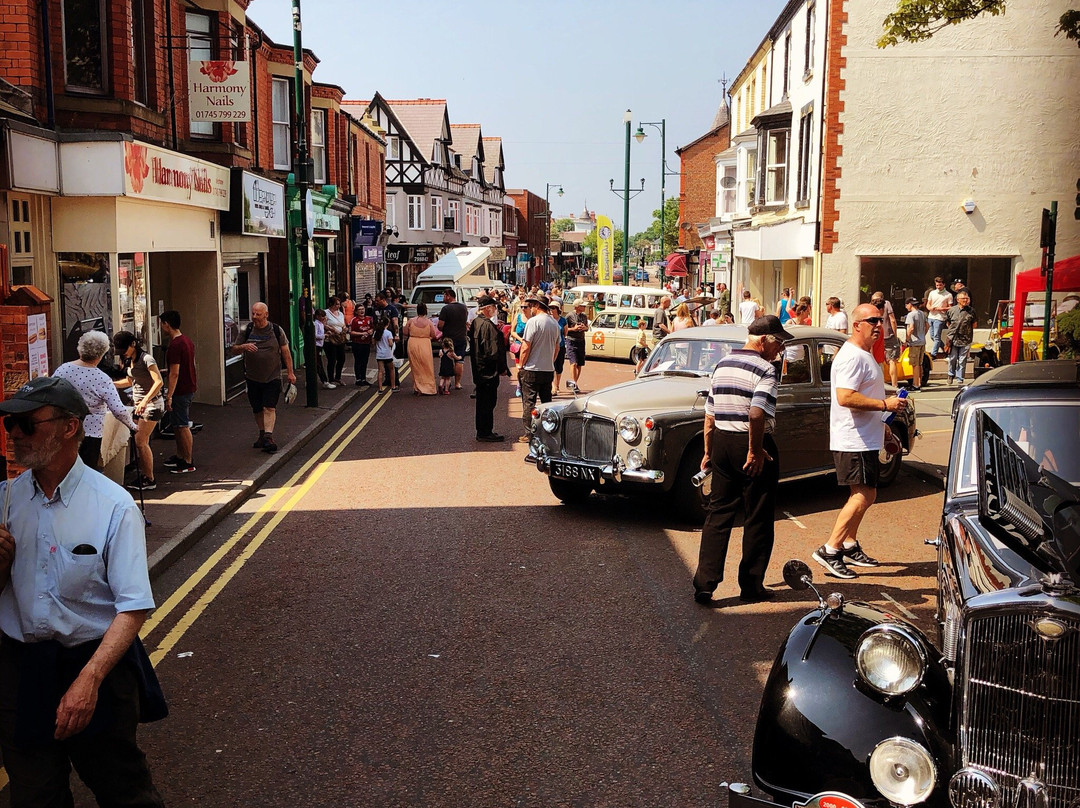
[561,415,615,462]
[962,611,1080,807]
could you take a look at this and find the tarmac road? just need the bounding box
[14,355,943,807]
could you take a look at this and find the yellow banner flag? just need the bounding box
[596,216,614,286]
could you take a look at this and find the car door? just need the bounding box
[588,313,618,358]
[772,341,826,475]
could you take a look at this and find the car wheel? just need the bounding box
[877,444,903,487]
[673,445,708,524]
[548,477,593,505]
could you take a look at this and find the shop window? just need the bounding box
[311,109,327,184]
[765,128,789,205]
[272,78,292,170]
[407,195,424,230]
[58,252,112,362]
[10,197,32,261]
[117,253,148,344]
[186,11,214,137]
[447,200,460,232]
[62,0,107,93]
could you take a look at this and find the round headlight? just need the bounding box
[618,416,641,443]
[626,449,644,470]
[855,624,926,696]
[541,408,560,434]
[948,768,1001,808]
[869,737,936,805]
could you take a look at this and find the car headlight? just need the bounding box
[869,737,936,805]
[541,408,560,434]
[618,416,641,443]
[626,449,644,470]
[855,624,926,696]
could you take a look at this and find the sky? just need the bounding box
[249,0,791,237]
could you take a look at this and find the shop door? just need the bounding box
[224,260,266,399]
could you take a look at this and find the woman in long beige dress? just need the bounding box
[404,302,440,395]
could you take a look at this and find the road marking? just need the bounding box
[783,511,807,529]
[148,377,402,666]
[879,591,918,620]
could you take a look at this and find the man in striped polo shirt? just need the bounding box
[693,314,792,606]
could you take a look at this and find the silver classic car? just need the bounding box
[527,325,918,520]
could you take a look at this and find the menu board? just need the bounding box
[27,313,49,379]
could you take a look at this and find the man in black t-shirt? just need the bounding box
[437,288,469,391]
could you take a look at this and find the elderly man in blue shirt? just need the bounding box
[0,376,164,807]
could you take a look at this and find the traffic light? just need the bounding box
[1075,178,1080,221]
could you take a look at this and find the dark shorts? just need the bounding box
[171,392,194,428]
[554,345,566,374]
[884,335,901,362]
[134,398,164,422]
[246,378,282,413]
[565,341,586,367]
[833,450,880,488]
[452,338,466,362]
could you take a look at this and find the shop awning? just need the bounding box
[665,253,688,277]
[1010,253,1080,363]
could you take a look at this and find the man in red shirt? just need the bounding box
[159,310,197,473]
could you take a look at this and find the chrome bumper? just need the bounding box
[528,451,665,485]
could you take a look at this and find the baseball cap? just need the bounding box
[748,314,794,342]
[906,297,920,305]
[0,376,90,417]
[476,295,497,307]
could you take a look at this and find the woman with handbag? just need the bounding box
[323,296,348,385]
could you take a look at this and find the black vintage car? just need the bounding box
[731,360,1080,808]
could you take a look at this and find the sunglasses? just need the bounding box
[3,414,70,436]
[856,317,885,326]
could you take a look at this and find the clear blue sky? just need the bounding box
[250,0,790,237]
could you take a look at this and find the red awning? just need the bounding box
[665,253,687,277]
[1010,253,1080,363]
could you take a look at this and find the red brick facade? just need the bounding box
[675,124,730,250]
[819,0,847,255]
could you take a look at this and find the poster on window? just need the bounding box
[27,313,48,379]
[187,60,251,122]
[58,252,111,362]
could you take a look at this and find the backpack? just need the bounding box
[241,320,288,368]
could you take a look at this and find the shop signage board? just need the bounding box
[187,61,251,123]
[122,141,229,210]
[411,246,434,264]
[238,171,285,237]
[385,245,409,263]
[313,212,340,232]
[489,248,507,261]
[362,246,384,262]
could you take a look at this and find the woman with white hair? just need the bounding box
[52,331,137,471]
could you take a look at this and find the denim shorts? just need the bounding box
[171,393,194,428]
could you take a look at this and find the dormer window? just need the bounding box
[387,137,401,160]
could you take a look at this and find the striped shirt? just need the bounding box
[705,349,778,433]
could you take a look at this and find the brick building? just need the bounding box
[506,189,548,287]
[675,101,731,289]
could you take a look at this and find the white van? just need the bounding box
[563,284,668,313]
[409,247,509,318]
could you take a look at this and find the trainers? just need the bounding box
[126,475,156,491]
[567,381,579,393]
[321,381,337,389]
[170,461,196,474]
[162,455,181,468]
[812,546,857,579]
[693,589,714,605]
[252,434,267,449]
[262,438,278,454]
[842,541,880,567]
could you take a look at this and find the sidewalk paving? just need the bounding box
[137,373,368,578]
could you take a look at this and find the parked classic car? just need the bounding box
[527,325,918,521]
[729,359,1080,808]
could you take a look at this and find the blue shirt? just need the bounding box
[0,458,155,647]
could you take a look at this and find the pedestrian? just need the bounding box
[373,292,401,390]
[653,296,673,340]
[671,302,696,331]
[112,330,164,491]
[469,295,509,442]
[313,309,335,389]
[340,291,355,322]
[517,295,561,443]
[349,297,374,387]
[693,314,791,606]
[813,303,908,579]
[52,331,137,471]
[159,310,197,474]
[404,301,440,396]
[775,288,795,324]
[0,376,167,807]
[904,297,928,390]
[791,302,812,326]
[870,291,901,388]
[738,290,759,324]
[564,298,590,393]
[634,318,651,374]
[232,302,296,454]
[550,300,568,393]
[438,338,460,395]
[436,288,469,391]
[717,282,731,317]
[825,297,848,332]
[323,296,347,386]
[926,276,953,358]
[944,290,977,385]
[508,300,529,397]
[373,317,395,393]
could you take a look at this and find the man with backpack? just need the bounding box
[233,302,296,454]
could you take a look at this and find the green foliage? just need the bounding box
[632,198,680,256]
[551,217,574,236]
[583,227,625,262]
[878,0,1078,47]
[1057,308,1080,358]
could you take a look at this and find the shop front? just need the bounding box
[384,245,434,293]
[52,137,229,404]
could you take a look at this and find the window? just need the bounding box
[10,197,32,276]
[818,342,839,382]
[488,209,501,237]
[62,0,107,93]
[744,148,757,208]
[186,11,214,136]
[765,128,789,204]
[805,4,816,76]
[271,78,291,170]
[387,136,401,160]
[748,79,756,120]
[594,313,616,329]
[780,343,811,385]
[132,0,150,104]
[386,196,396,230]
[431,197,443,231]
[797,108,814,205]
[783,32,792,97]
[407,195,424,230]
[311,109,326,184]
[720,164,737,214]
[448,200,460,232]
[465,205,481,236]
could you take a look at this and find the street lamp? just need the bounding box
[634,119,680,288]
[544,182,563,282]
[610,109,645,280]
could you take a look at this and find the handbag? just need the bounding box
[326,328,347,345]
[509,341,520,355]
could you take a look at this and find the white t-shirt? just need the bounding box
[927,289,953,321]
[829,340,886,452]
[826,310,849,332]
[739,300,759,324]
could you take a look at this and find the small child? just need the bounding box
[634,318,650,375]
[373,317,395,392]
[314,309,335,389]
[437,338,460,395]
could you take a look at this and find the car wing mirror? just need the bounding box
[783,560,813,590]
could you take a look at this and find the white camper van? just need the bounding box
[408,247,509,318]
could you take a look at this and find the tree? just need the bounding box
[632,198,681,257]
[583,227,625,264]
[878,0,1079,47]
[550,217,574,237]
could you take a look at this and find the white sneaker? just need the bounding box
[321,382,336,389]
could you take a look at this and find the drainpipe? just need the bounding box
[164,0,178,149]
[39,0,55,128]
[813,0,831,254]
